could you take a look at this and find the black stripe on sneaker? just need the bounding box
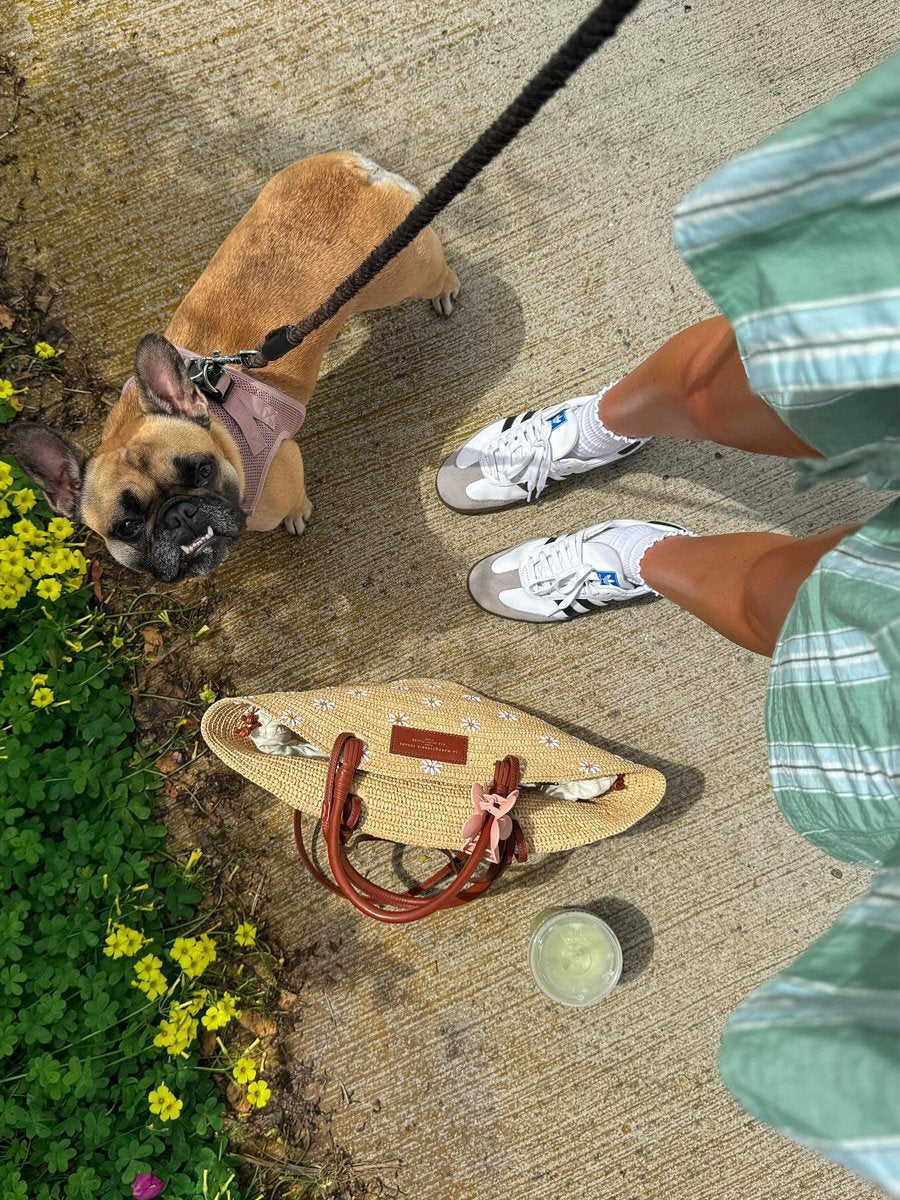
[617,441,643,455]
[560,602,582,619]
[583,600,609,612]
[501,415,516,432]
[521,410,536,421]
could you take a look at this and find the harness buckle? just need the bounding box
[187,348,267,401]
[187,355,233,403]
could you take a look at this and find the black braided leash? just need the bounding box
[195,0,641,388]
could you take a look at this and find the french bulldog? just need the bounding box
[9,152,459,582]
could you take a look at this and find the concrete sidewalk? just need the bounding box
[7,1,898,1196]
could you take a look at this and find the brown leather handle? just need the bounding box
[293,733,524,923]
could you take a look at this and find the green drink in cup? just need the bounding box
[529,909,623,1007]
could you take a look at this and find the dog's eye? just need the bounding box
[195,461,213,486]
[115,518,143,540]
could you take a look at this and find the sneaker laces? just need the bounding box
[520,530,629,609]
[479,409,562,501]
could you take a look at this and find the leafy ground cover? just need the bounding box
[0,310,283,1196]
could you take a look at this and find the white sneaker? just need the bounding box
[436,392,649,512]
[467,520,691,622]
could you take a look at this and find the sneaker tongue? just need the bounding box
[578,541,632,589]
[545,408,580,457]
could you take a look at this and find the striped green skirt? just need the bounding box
[673,52,900,1195]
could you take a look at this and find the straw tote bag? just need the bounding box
[202,679,666,923]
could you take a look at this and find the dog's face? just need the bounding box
[8,334,247,582]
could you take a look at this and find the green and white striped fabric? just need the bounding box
[673,52,900,1196]
[718,869,900,1197]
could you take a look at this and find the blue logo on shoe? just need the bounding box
[548,410,568,429]
[596,570,620,586]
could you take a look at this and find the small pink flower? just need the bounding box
[132,1175,166,1199]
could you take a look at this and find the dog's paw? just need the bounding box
[283,497,313,536]
[431,284,461,318]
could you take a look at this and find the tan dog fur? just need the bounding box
[165,150,459,533]
[12,151,459,578]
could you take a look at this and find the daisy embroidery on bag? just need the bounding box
[497,710,518,722]
[578,761,603,776]
[281,709,303,729]
[460,717,481,733]
[422,695,443,709]
[391,681,410,692]
[360,744,372,764]
[420,759,444,776]
[539,735,560,749]
[346,687,369,698]
[389,712,410,727]
[462,693,482,703]
[313,698,336,712]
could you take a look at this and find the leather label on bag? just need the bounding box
[389,725,469,765]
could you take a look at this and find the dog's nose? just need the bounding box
[160,498,202,536]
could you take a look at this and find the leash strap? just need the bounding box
[206,0,641,373]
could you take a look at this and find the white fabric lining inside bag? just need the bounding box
[247,710,615,801]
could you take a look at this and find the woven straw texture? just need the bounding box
[202,679,666,852]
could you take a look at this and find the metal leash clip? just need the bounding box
[186,350,259,402]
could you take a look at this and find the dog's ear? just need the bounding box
[133,333,209,424]
[6,423,86,517]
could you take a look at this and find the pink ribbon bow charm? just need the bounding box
[461,782,520,864]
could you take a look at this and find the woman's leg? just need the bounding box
[467,314,843,647]
[642,525,858,656]
[600,316,819,458]
[598,314,836,654]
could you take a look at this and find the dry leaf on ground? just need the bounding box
[143,626,164,659]
[156,750,185,775]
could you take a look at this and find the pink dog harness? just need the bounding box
[175,348,306,513]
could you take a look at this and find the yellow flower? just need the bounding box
[103,922,146,959]
[134,969,168,1001]
[31,687,54,708]
[246,1080,271,1109]
[148,1083,182,1121]
[232,1057,257,1085]
[47,516,74,540]
[30,674,48,689]
[111,635,125,649]
[234,921,257,948]
[0,379,13,400]
[12,518,39,542]
[36,578,61,601]
[184,989,208,1016]
[0,462,12,491]
[9,396,22,413]
[170,932,217,979]
[201,992,241,1031]
[67,639,83,652]
[34,341,57,360]
[134,953,163,979]
[219,992,240,1020]
[0,500,10,520]
[184,848,202,872]
[11,491,36,516]
[153,1009,199,1057]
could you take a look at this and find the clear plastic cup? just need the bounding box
[528,908,623,1007]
